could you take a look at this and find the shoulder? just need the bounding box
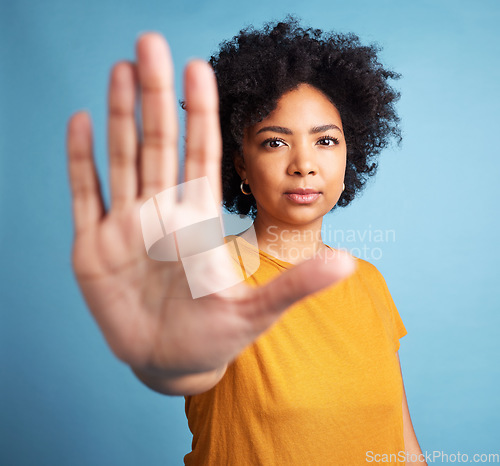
[339,253,389,290]
[345,256,397,311]
[353,256,383,277]
[328,249,379,276]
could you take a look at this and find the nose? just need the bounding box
[287,146,318,176]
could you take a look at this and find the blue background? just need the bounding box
[1,0,499,464]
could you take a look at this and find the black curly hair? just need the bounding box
[209,16,401,219]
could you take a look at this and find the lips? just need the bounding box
[284,188,321,204]
[284,188,320,195]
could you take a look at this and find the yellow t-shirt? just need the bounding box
[184,237,407,465]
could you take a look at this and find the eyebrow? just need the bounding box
[255,124,342,135]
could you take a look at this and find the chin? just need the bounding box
[279,208,326,226]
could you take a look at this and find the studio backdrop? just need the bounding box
[1,0,499,464]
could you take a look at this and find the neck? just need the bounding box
[252,213,327,264]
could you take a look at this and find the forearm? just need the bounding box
[131,364,228,396]
[404,429,427,465]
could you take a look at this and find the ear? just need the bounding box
[233,152,246,180]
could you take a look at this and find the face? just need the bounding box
[236,83,347,228]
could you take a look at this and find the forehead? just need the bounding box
[251,83,342,133]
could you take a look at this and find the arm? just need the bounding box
[67,33,356,400]
[131,364,228,396]
[397,353,427,466]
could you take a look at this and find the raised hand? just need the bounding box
[66,33,355,395]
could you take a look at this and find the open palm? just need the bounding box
[66,33,355,394]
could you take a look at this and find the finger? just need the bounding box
[248,250,357,329]
[108,61,139,210]
[183,60,222,207]
[136,33,179,198]
[66,112,105,233]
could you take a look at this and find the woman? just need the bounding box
[66,18,426,465]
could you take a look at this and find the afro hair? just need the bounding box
[208,16,401,218]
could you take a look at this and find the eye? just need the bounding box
[262,137,287,148]
[317,136,340,146]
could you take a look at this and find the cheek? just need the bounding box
[246,155,285,186]
[320,152,346,177]
[248,171,278,199]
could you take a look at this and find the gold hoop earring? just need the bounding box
[342,183,345,191]
[240,180,252,195]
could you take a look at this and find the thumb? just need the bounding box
[250,249,356,323]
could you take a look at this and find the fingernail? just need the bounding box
[136,31,157,40]
[184,56,203,65]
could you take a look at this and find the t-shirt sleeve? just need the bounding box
[364,260,407,352]
[382,277,407,351]
[379,269,407,351]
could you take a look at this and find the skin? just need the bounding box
[399,354,427,465]
[237,84,426,464]
[236,83,346,264]
[66,33,355,395]
[66,33,425,464]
